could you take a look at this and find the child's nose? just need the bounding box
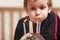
[35,8,40,16]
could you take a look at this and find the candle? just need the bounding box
[29,21,33,33]
[36,22,41,34]
[36,21,38,33]
[23,22,26,35]
[38,22,41,34]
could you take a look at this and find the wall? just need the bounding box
[0,0,60,8]
[0,0,24,8]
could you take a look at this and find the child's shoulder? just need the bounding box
[18,16,29,23]
[48,11,59,19]
[46,11,60,24]
[49,11,60,23]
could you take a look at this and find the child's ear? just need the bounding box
[48,10,51,13]
[48,7,52,13]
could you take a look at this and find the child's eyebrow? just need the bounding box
[40,4,47,6]
[29,3,46,7]
[29,3,36,6]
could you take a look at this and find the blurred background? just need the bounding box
[0,0,60,40]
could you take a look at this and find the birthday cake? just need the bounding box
[20,33,45,40]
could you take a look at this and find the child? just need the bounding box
[14,0,60,40]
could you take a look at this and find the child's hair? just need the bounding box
[24,0,52,8]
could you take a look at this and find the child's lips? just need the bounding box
[35,17,42,20]
[35,18,41,21]
[35,17,41,19]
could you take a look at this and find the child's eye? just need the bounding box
[40,6,46,10]
[30,7,36,10]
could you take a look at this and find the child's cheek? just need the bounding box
[30,11,35,16]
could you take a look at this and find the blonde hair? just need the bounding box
[24,0,52,8]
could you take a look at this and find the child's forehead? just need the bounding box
[28,0,48,2]
[27,0,48,5]
[27,0,48,4]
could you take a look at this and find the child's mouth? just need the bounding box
[35,17,41,19]
[34,18,42,22]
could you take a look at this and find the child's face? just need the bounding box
[26,0,51,23]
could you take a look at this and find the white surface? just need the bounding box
[52,0,60,8]
[0,0,60,8]
[0,0,24,8]
[4,11,11,40]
